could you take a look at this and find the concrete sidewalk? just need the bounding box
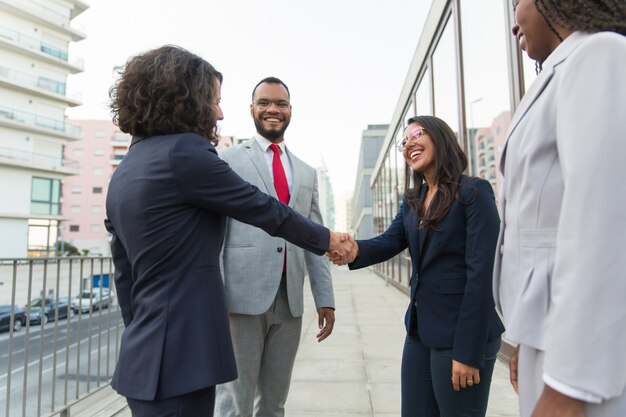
[286,265,520,417]
[72,266,520,417]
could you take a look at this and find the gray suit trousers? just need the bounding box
[215,277,302,417]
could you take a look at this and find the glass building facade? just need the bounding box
[370,0,535,291]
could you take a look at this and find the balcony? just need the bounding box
[0,104,81,140]
[0,24,84,72]
[0,64,81,106]
[0,145,80,174]
[0,0,87,41]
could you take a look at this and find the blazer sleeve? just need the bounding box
[304,174,335,310]
[545,33,626,400]
[104,219,134,327]
[349,202,409,270]
[170,134,330,255]
[452,179,500,368]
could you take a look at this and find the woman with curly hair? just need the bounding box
[330,115,504,417]
[105,45,348,417]
[494,1,626,416]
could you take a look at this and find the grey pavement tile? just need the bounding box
[296,342,364,360]
[291,358,367,382]
[286,381,372,413]
[369,382,402,414]
[365,359,402,383]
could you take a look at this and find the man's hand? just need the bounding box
[510,344,520,394]
[532,385,585,417]
[326,233,358,265]
[316,307,335,342]
[451,359,481,391]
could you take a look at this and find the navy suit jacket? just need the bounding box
[105,132,329,400]
[350,176,504,369]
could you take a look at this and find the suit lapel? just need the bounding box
[245,138,277,197]
[417,184,429,264]
[286,147,301,208]
[500,32,587,173]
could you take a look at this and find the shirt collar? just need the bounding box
[254,134,287,154]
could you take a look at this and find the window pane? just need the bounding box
[432,17,460,135]
[415,70,432,116]
[31,178,51,201]
[460,0,512,188]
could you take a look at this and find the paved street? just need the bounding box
[86,266,520,417]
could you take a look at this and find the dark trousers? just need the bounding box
[126,386,215,417]
[401,334,500,417]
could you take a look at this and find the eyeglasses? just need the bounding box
[396,127,426,151]
[252,99,291,110]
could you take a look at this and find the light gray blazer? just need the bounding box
[493,31,626,400]
[219,138,334,317]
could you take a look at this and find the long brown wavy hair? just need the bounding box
[404,116,468,230]
[109,45,223,142]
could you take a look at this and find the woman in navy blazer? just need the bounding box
[332,116,504,416]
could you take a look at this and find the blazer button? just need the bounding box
[499,245,504,255]
[277,247,283,253]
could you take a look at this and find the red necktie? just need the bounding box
[270,143,289,273]
[269,144,290,204]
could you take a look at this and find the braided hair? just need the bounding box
[531,0,625,71]
[536,0,626,36]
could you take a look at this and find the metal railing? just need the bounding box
[0,0,86,34]
[0,24,84,69]
[0,257,122,417]
[0,65,67,96]
[0,146,79,170]
[0,105,81,138]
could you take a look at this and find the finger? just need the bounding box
[473,371,480,385]
[316,326,330,342]
[451,375,460,392]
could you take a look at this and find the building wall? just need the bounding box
[351,124,386,240]
[0,0,87,258]
[316,162,335,230]
[369,0,535,289]
[60,120,130,256]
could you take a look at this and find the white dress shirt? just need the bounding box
[254,135,293,194]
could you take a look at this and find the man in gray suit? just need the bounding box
[216,77,335,417]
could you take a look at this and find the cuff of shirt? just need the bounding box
[543,373,602,404]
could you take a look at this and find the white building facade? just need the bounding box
[0,0,88,258]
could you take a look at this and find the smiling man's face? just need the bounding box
[250,82,292,142]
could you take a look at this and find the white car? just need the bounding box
[71,289,113,313]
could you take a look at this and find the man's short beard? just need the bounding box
[254,119,290,141]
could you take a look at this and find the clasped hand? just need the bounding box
[327,232,359,265]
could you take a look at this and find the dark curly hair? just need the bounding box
[403,116,468,230]
[536,0,626,36]
[109,45,223,142]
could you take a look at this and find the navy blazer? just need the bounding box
[105,132,329,400]
[350,176,504,369]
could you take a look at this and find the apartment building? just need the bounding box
[0,0,88,257]
[60,119,129,256]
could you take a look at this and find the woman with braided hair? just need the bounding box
[494,1,626,417]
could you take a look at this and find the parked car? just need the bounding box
[0,305,26,332]
[71,289,113,313]
[27,297,73,325]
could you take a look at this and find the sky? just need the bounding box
[65,0,427,198]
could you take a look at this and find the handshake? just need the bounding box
[327,232,359,266]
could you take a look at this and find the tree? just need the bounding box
[56,240,81,256]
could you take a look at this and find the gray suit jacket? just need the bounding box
[493,32,626,400]
[220,138,334,317]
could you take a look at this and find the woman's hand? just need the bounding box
[451,359,481,391]
[509,344,520,394]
